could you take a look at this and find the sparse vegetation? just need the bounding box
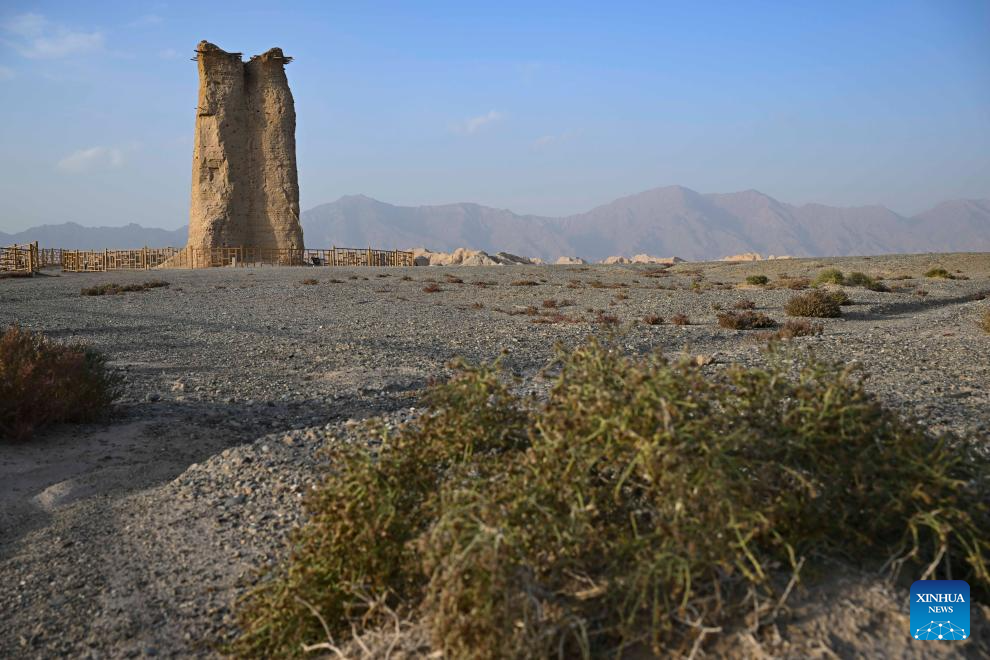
[756,319,824,342]
[300,278,319,285]
[1,326,120,441]
[444,275,464,284]
[813,268,845,286]
[744,275,769,286]
[422,283,442,293]
[980,309,990,335]
[732,299,756,310]
[785,290,842,318]
[826,289,852,306]
[773,276,811,290]
[925,267,956,279]
[642,314,663,325]
[510,280,539,287]
[232,338,990,658]
[716,310,778,330]
[671,313,689,326]
[592,310,620,325]
[81,280,170,296]
[844,271,889,292]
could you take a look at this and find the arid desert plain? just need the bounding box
[2,251,989,658]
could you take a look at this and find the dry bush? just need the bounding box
[0,326,120,441]
[980,309,990,334]
[925,268,955,279]
[470,302,484,310]
[844,271,889,292]
[717,311,778,330]
[642,314,663,325]
[784,290,841,318]
[444,275,464,284]
[376,273,391,278]
[531,312,581,325]
[826,289,852,306]
[81,280,170,296]
[232,338,990,658]
[327,278,344,284]
[511,280,539,287]
[300,278,319,285]
[733,299,756,310]
[614,292,629,301]
[771,276,811,290]
[400,275,413,281]
[671,313,689,326]
[643,268,670,278]
[914,289,929,297]
[592,311,620,325]
[422,283,442,293]
[755,320,824,342]
[744,275,769,286]
[589,280,628,289]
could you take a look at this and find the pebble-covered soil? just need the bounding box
[1,252,989,658]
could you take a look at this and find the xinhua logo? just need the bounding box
[910,580,969,641]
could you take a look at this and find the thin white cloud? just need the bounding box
[0,65,13,81]
[2,13,104,59]
[453,110,503,135]
[57,146,126,173]
[533,132,574,149]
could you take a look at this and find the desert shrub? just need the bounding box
[531,312,581,325]
[400,275,413,281]
[980,309,990,334]
[444,275,464,284]
[614,292,628,301]
[589,280,628,289]
[915,289,929,297]
[300,278,319,285]
[813,268,845,286]
[0,326,120,441]
[511,280,539,287]
[470,302,484,310]
[233,338,990,658]
[925,268,955,279]
[756,320,823,342]
[744,275,768,286]
[784,290,842,318]
[826,289,852,306]
[717,311,778,330]
[844,271,889,292]
[593,311,619,325]
[732,299,756,310]
[81,280,169,296]
[422,283,442,293]
[671,313,689,326]
[642,314,663,325]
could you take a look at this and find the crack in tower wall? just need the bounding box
[187,41,304,251]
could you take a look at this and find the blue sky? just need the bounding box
[1,1,988,232]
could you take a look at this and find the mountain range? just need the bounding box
[4,187,988,261]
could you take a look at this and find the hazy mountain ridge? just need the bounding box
[5,188,988,261]
[302,187,990,261]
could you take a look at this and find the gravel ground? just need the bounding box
[1,252,989,658]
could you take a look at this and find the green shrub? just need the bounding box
[784,290,842,318]
[925,268,955,279]
[844,272,889,292]
[813,268,844,286]
[0,326,120,441]
[827,289,852,306]
[744,275,769,286]
[232,338,989,658]
[716,311,777,330]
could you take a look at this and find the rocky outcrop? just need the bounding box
[187,41,303,252]
[720,253,793,262]
[409,247,538,266]
[600,254,684,265]
[555,256,587,265]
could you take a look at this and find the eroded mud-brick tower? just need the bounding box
[188,41,304,251]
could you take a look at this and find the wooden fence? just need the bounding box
[59,246,414,272]
[1,242,41,273]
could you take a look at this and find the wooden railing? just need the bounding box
[1,242,41,273]
[58,246,414,271]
